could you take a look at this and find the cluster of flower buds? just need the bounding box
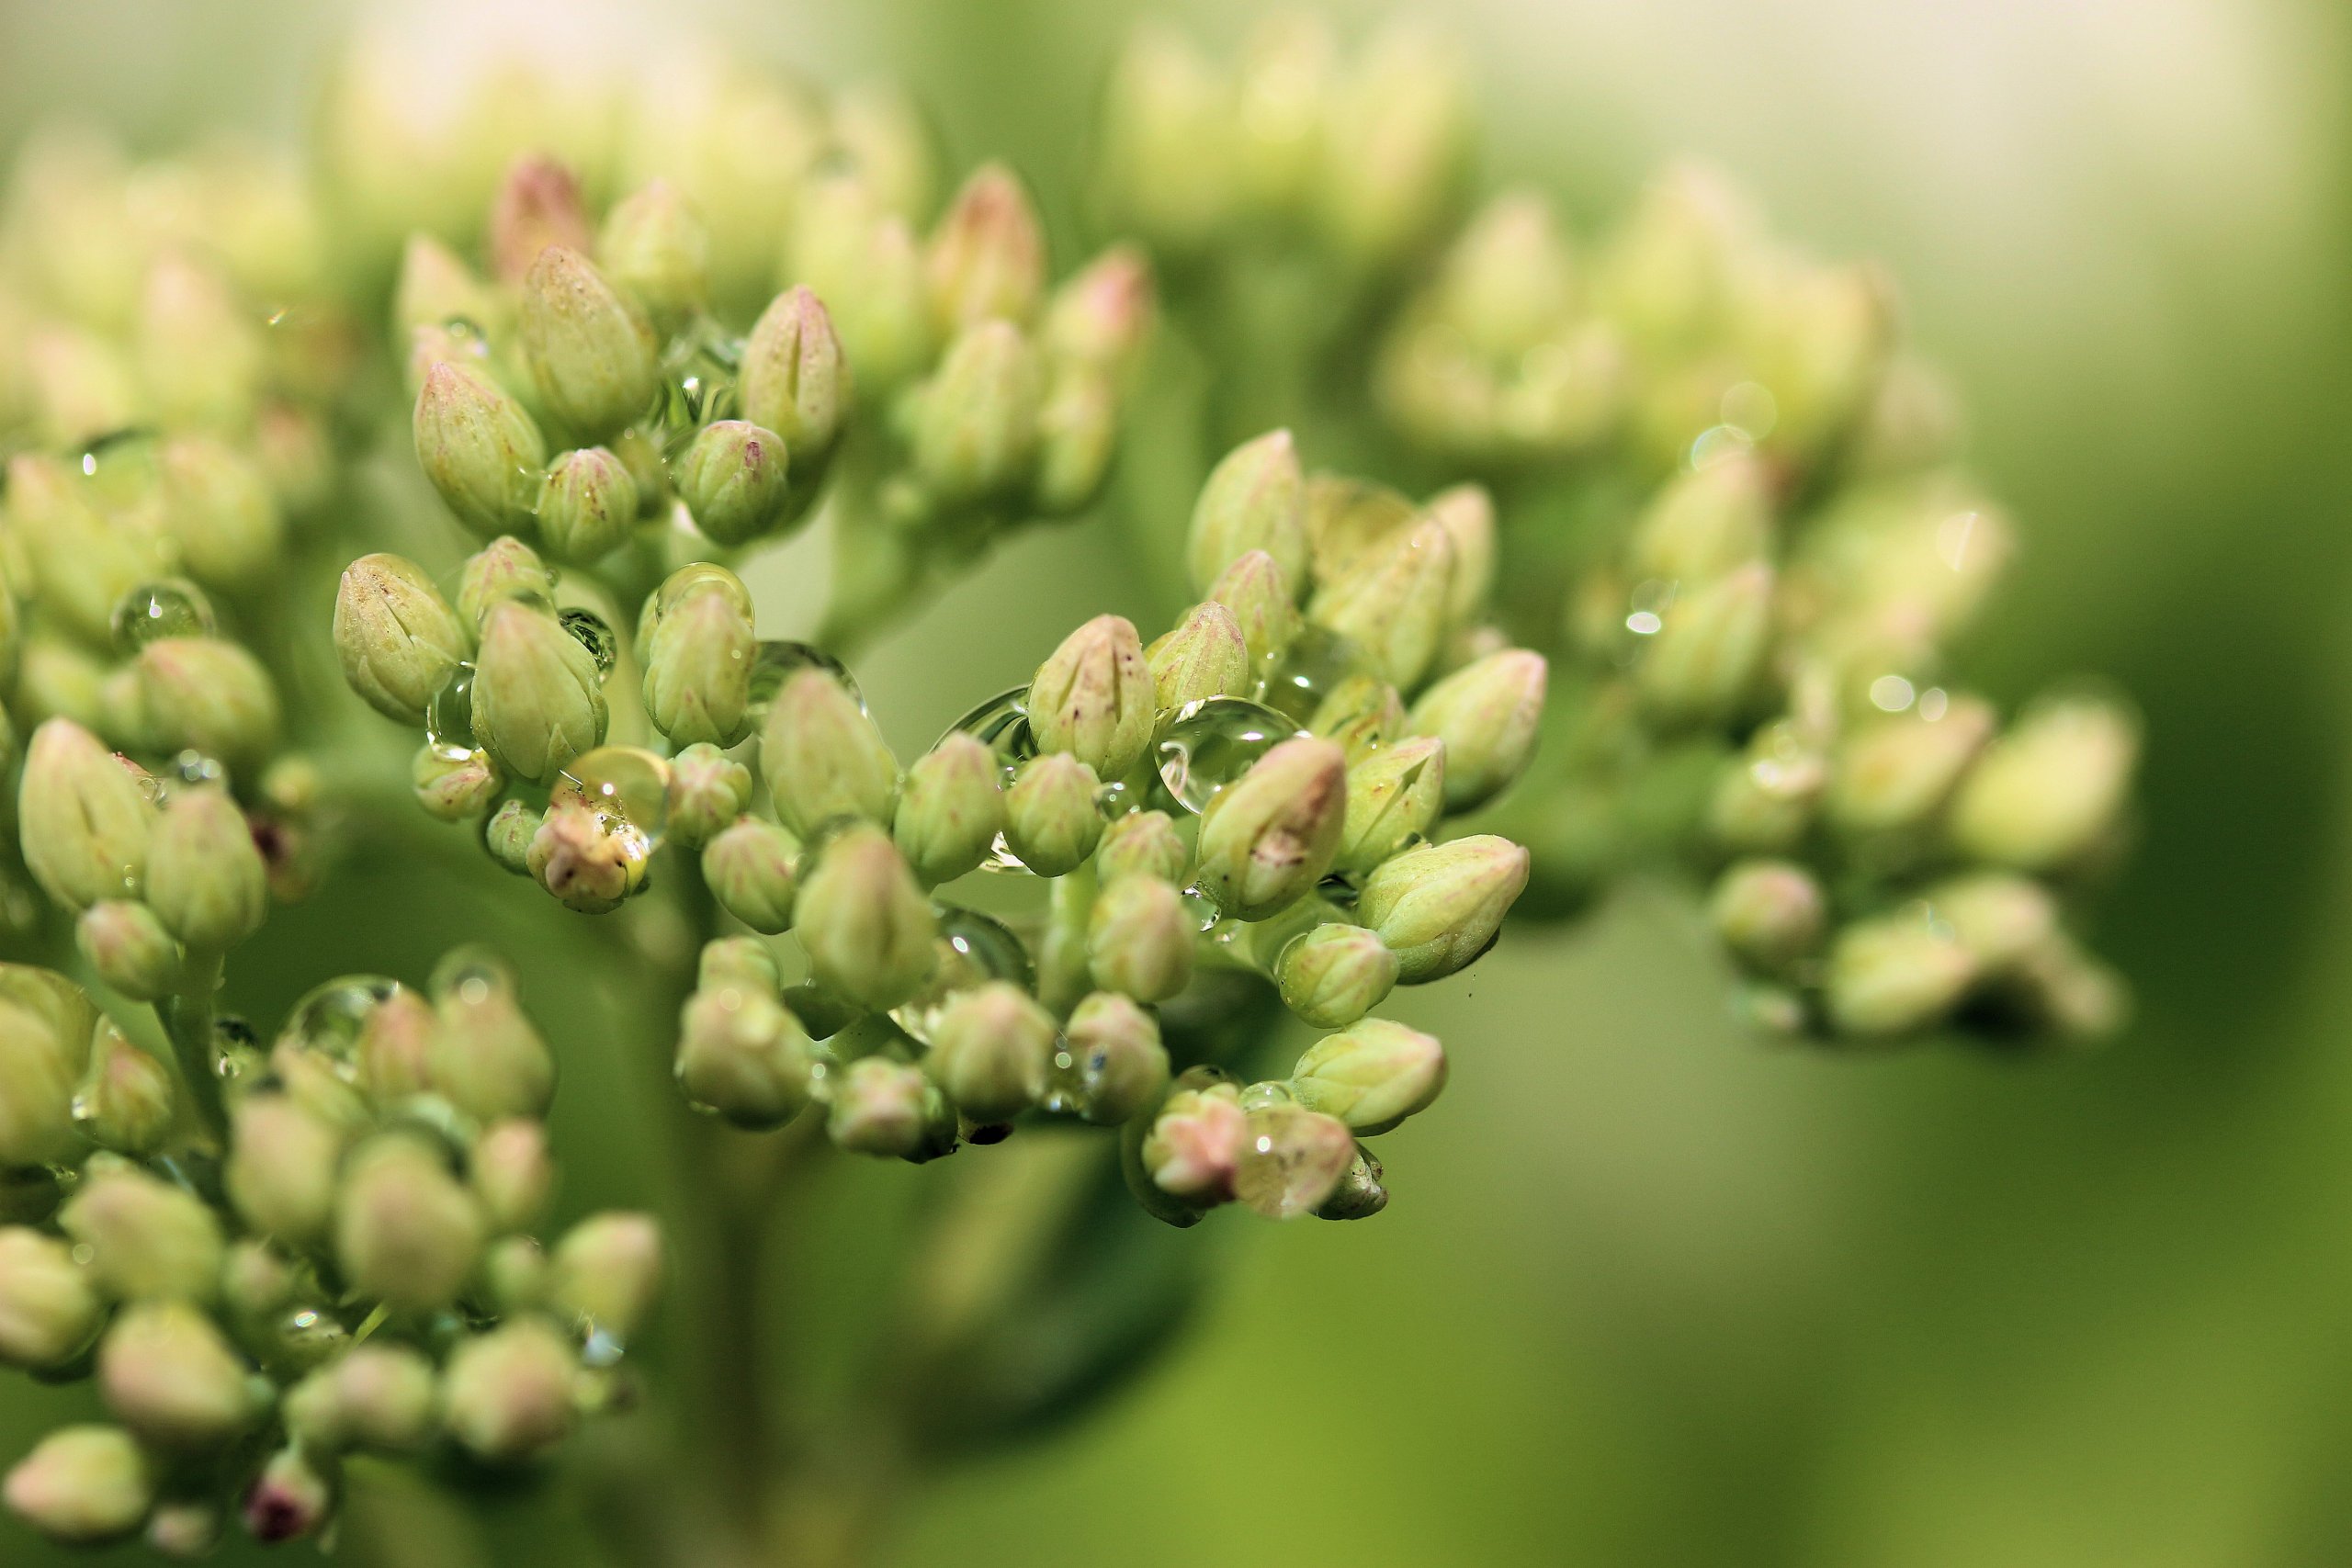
[0,954,658,1551]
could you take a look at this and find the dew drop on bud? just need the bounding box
[425,663,478,761]
[554,745,673,846]
[653,328,742,457]
[1233,1105,1358,1219]
[1152,696,1302,815]
[888,903,1035,1043]
[560,607,619,678]
[940,683,1038,785]
[111,578,217,653]
[277,976,401,1065]
[748,639,864,717]
[1259,623,1363,725]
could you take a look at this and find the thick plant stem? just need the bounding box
[157,950,228,1145]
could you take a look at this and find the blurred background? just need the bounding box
[5,0,2349,1562]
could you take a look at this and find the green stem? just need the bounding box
[156,950,227,1145]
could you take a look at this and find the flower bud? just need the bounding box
[524,800,645,913]
[1193,737,1347,919]
[430,964,555,1122]
[334,1134,485,1314]
[1707,860,1826,972]
[413,742,503,821]
[334,554,469,725]
[98,1301,257,1448]
[1003,752,1105,877]
[243,1445,334,1543]
[413,360,548,536]
[1031,365,1121,514]
[1319,23,1467,263]
[289,1343,438,1452]
[148,1499,222,1557]
[1030,615,1154,778]
[1275,923,1398,1028]
[794,825,936,1010]
[1188,430,1309,593]
[675,420,792,546]
[600,180,708,331]
[913,319,1044,504]
[700,816,802,934]
[0,1227,102,1368]
[827,1056,936,1157]
[1308,673,1407,762]
[1317,1146,1390,1221]
[394,233,497,338]
[441,1318,577,1462]
[1087,874,1195,1003]
[3,1427,153,1544]
[470,1120,556,1233]
[1825,913,1975,1037]
[144,786,266,954]
[519,247,661,442]
[1336,735,1445,874]
[481,800,542,878]
[470,600,608,784]
[135,254,261,431]
[549,1212,662,1343]
[19,719,154,909]
[761,668,898,835]
[74,1028,175,1156]
[1627,454,1771,581]
[1307,516,1457,689]
[160,436,282,592]
[481,1236,548,1315]
[458,535,556,627]
[894,734,1004,886]
[666,744,754,850]
[674,983,814,1128]
[1206,548,1303,667]
[1949,697,2138,872]
[534,446,640,564]
[1096,809,1188,884]
[129,637,279,770]
[1148,603,1252,713]
[700,937,782,996]
[6,455,152,646]
[1045,245,1156,376]
[928,980,1055,1122]
[1635,563,1774,726]
[1928,871,2060,975]
[1356,834,1530,984]
[489,154,593,285]
[1062,992,1169,1125]
[75,900,181,1001]
[1290,1018,1446,1134]
[787,176,932,390]
[741,285,850,465]
[1408,649,1548,812]
[1140,1080,1246,1204]
[1234,1102,1360,1219]
[58,1159,220,1299]
[925,164,1046,332]
[1826,696,1996,834]
[642,581,755,746]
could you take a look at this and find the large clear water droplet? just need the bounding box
[651,328,743,457]
[553,746,672,848]
[747,640,864,718]
[111,579,216,653]
[425,664,478,761]
[1232,1105,1357,1219]
[1259,623,1363,726]
[560,607,619,679]
[888,904,1034,1043]
[1152,697,1301,815]
[430,946,515,1005]
[277,977,401,1064]
[941,685,1037,783]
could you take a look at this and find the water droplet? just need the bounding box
[1232,1105,1357,1219]
[553,746,672,846]
[888,904,1034,1043]
[1259,625,1363,725]
[650,328,743,457]
[277,1306,349,1365]
[581,1319,626,1369]
[1152,697,1300,815]
[560,607,619,678]
[748,640,864,717]
[110,579,216,653]
[941,685,1037,782]
[425,663,478,761]
[430,946,514,1005]
[171,750,226,788]
[277,976,401,1064]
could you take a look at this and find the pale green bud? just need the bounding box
[761,667,899,835]
[0,1227,102,1368]
[913,319,1044,504]
[1408,649,1549,811]
[1232,1101,1359,1219]
[393,233,498,339]
[1096,809,1188,884]
[430,964,555,1122]
[62,1163,224,1301]
[75,900,181,1001]
[488,154,594,286]
[145,786,266,953]
[1003,752,1105,878]
[470,1120,555,1234]
[159,436,282,592]
[1194,736,1347,919]
[97,1301,257,1448]
[642,581,755,746]
[599,180,708,331]
[1189,430,1309,594]
[928,980,1055,1122]
[334,1134,485,1314]
[20,719,155,908]
[334,554,469,726]
[442,1318,577,1461]
[481,1235,548,1315]
[3,1427,153,1544]
[267,1040,368,1134]
[413,360,547,536]
[1636,563,1775,726]
[519,246,661,442]
[130,637,279,771]
[700,816,802,933]
[786,175,932,390]
[135,254,262,431]
[482,800,543,878]
[1063,992,1169,1126]
[16,636,111,732]
[1148,603,1252,713]
[1930,872,2060,974]
[1709,720,1827,853]
[1275,924,1398,1029]
[1309,673,1407,762]
[925,164,1046,332]
[1825,912,1975,1037]
[1826,696,1996,834]
[1044,245,1156,376]
[1336,735,1445,874]
[827,1056,935,1157]
[674,983,814,1127]
[1308,516,1457,690]
[1430,190,1574,354]
[741,286,850,466]
[676,420,792,547]
[1423,485,1498,628]
[549,1212,662,1342]
[25,326,141,451]
[74,1028,175,1156]
[218,1238,294,1323]
[297,1344,438,1452]
[471,600,607,784]
[1950,697,2138,872]
[1207,548,1304,668]
[1290,1018,1445,1134]
[699,937,782,996]
[1708,860,1827,971]
[1627,454,1771,582]
[147,1499,222,1557]
[1140,1080,1246,1204]
[894,734,1004,886]
[1302,471,1416,582]
[1030,614,1154,778]
[1087,874,1194,1003]
[1317,1146,1390,1221]
[1357,834,1530,983]
[2005,933,2130,1040]
[413,742,503,822]
[795,825,936,1010]
[224,1096,340,1246]
[534,446,640,564]
[1031,366,1121,515]
[1320,22,1467,261]
[666,744,754,850]
[458,535,556,629]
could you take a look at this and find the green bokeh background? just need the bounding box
[5,0,2349,1562]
